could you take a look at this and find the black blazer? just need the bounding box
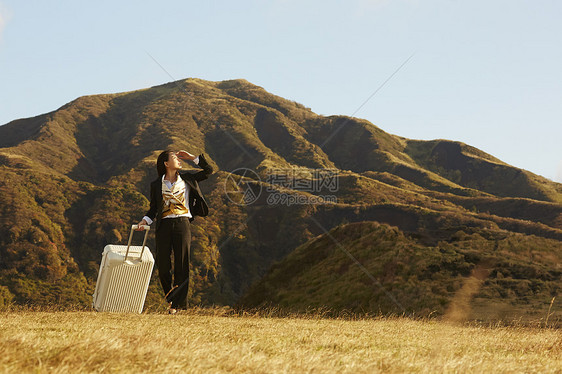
[145,153,214,230]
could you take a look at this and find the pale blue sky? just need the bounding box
[1,0,561,182]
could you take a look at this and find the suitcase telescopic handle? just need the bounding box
[124,225,150,262]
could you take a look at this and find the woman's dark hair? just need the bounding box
[156,150,173,177]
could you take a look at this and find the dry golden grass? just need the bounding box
[0,309,560,373]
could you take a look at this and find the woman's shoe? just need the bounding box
[168,308,177,315]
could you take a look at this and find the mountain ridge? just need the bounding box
[0,78,560,320]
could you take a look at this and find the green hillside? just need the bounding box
[240,221,561,323]
[0,78,560,320]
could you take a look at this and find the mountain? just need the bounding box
[0,78,560,321]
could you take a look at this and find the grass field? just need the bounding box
[0,309,560,373]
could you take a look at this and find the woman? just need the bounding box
[137,150,214,314]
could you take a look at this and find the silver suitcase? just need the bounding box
[92,225,154,313]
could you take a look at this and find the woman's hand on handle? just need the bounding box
[136,219,148,231]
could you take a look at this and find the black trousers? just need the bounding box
[155,217,191,309]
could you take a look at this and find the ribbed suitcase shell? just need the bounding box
[93,242,154,313]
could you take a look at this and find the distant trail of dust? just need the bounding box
[443,264,491,323]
